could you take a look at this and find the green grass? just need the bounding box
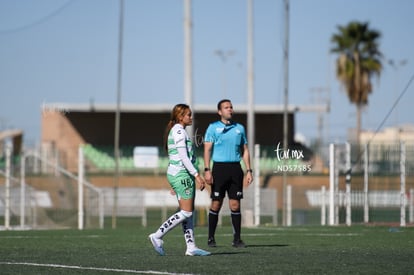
[0,225,413,274]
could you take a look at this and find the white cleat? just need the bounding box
[149,234,165,256]
[185,248,211,256]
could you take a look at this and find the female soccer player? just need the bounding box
[148,104,210,256]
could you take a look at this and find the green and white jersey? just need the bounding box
[167,124,198,176]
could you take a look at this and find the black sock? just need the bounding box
[208,209,219,239]
[231,210,241,240]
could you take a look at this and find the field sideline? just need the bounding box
[0,225,413,274]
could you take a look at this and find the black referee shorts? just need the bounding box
[211,162,244,200]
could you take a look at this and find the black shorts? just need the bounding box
[211,162,244,200]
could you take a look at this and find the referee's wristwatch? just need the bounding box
[246,169,253,174]
[204,168,210,172]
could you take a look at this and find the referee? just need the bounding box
[204,99,253,248]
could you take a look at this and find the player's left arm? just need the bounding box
[241,144,253,185]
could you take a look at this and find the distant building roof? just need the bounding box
[0,129,23,155]
[0,129,23,141]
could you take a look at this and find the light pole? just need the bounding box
[113,0,124,229]
[184,0,194,139]
[214,50,235,98]
[247,0,255,161]
[282,0,290,227]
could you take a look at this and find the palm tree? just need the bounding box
[331,21,382,150]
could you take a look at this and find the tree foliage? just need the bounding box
[331,21,382,106]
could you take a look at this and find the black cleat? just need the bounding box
[207,237,217,247]
[232,239,246,248]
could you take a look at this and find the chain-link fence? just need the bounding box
[2,141,413,229]
[1,146,103,230]
[286,142,414,226]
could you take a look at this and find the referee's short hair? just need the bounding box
[217,99,231,110]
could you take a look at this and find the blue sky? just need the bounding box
[0,0,413,146]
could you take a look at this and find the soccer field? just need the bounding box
[0,225,413,274]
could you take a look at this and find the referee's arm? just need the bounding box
[204,141,213,185]
[242,144,253,185]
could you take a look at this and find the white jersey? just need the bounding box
[167,124,198,176]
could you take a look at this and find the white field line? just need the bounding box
[174,232,362,238]
[0,262,195,275]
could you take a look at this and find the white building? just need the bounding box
[360,124,414,146]
[359,124,414,172]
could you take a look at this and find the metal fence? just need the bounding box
[0,146,103,230]
[2,141,413,229]
[313,142,413,226]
